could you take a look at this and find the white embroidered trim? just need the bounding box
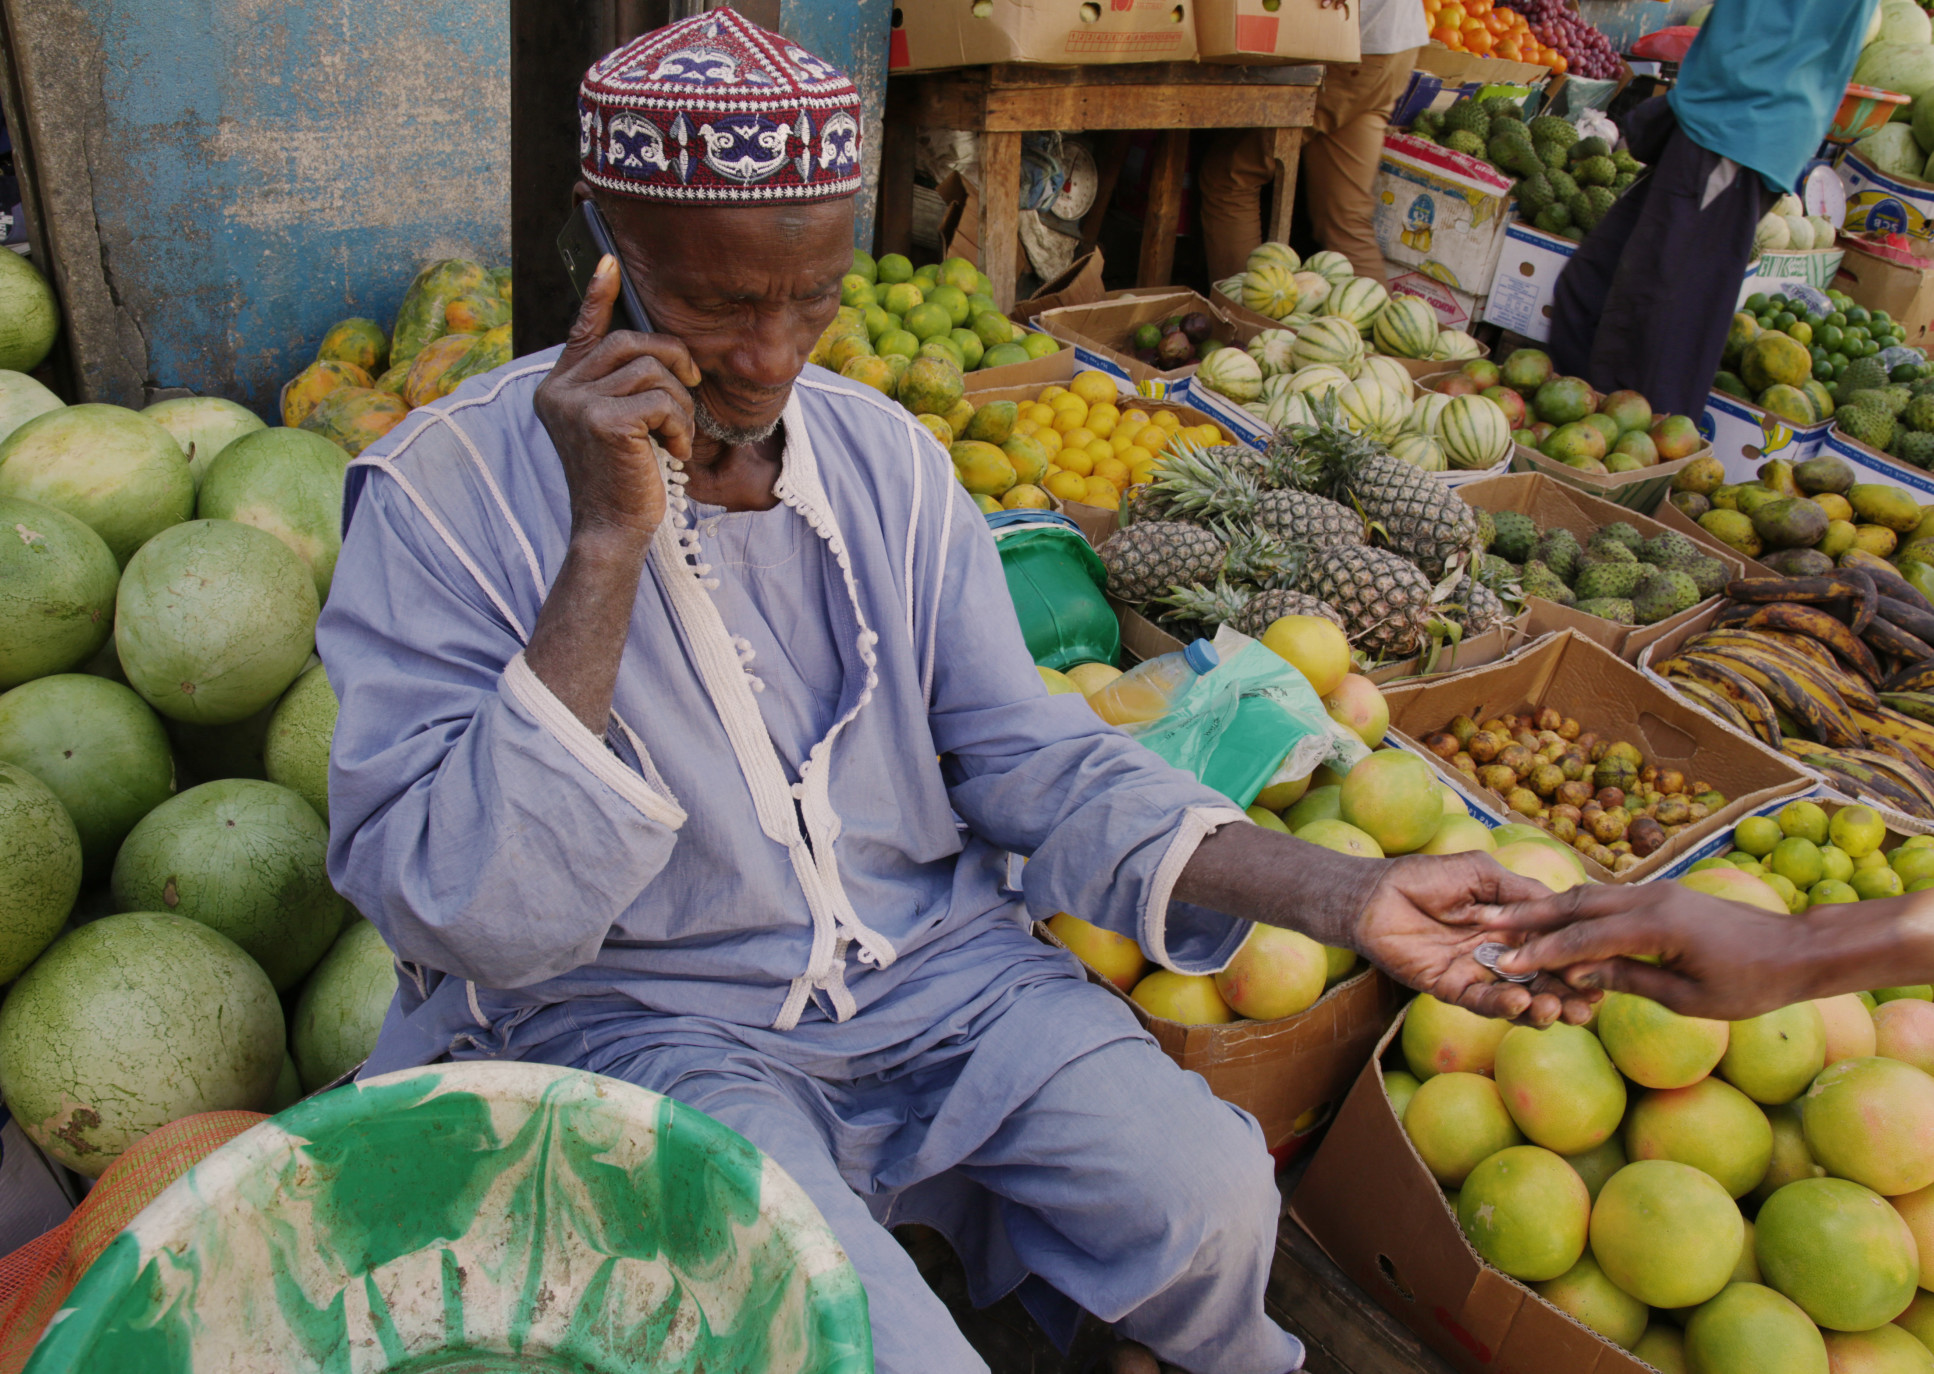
[1142,805,1248,971]
[503,652,688,829]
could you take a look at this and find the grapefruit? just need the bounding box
[1623,1077,1774,1198]
[1259,615,1350,696]
[0,371,60,449]
[1494,1021,1627,1154]
[1721,1002,1828,1104]
[0,404,193,566]
[1534,1251,1648,1349]
[1822,1325,1934,1372]
[0,674,173,880]
[1888,1182,1934,1288]
[0,912,281,1176]
[1339,750,1442,855]
[1456,1144,1590,1282]
[1757,1176,1920,1331]
[1213,923,1327,1020]
[1492,839,1589,891]
[1804,1058,1934,1196]
[1421,815,1496,854]
[1597,990,1730,1089]
[0,761,80,983]
[1385,1068,1422,1121]
[263,663,335,822]
[1821,994,1881,1066]
[1900,1291,1934,1354]
[1876,1000,1934,1075]
[1403,1070,1523,1185]
[1631,1324,1688,1373]
[290,919,397,1092]
[1563,1135,1628,1202]
[196,428,350,601]
[0,251,58,372]
[1324,674,1390,747]
[1591,1160,1746,1308]
[1130,970,1234,1024]
[110,778,345,991]
[142,396,266,489]
[115,519,318,724]
[1752,1102,1828,1206]
[1046,912,1147,993]
[0,495,118,689]
[1684,1283,1829,1374]
[1403,993,1512,1079]
[1284,785,1342,830]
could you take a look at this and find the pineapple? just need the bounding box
[1291,541,1435,660]
[1274,396,1479,578]
[1231,588,1346,637]
[1446,576,1507,636]
[1099,521,1225,603]
[1155,579,1344,636]
[1150,444,1364,548]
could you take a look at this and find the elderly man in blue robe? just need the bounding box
[319,12,1583,1373]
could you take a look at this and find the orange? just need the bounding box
[1121,408,1150,428]
[1045,470,1089,502]
[1432,24,1463,44]
[1069,370,1117,406]
[1125,444,1157,468]
[1151,410,1181,430]
[1034,428,1063,455]
[1086,402,1120,437]
[1037,385,1068,403]
[1084,440,1115,467]
[1467,28,1494,53]
[1093,455,1131,488]
[1026,402,1055,426]
[1062,426,1097,451]
[1057,446,1094,476]
[1051,409,1086,435]
[1081,476,1120,508]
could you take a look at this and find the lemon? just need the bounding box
[1809,879,1859,907]
[1853,865,1904,900]
[1830,804,1886,858]
[1021,332,1061,359]
[1151,410,1182,430]
[1893,847,1934,885]
[1093,456,1130,489]
[1855,849,1891,873]
[1045,470,1088,502]
[1778,800,1829,844]
[1070,370,1116,406]
[1080,477,1120,508]
[1819,845,1855,882]
[1038,385,1068,402]
[876,253,914,284]
[1259,616,1351,696]
[1058,447,1094,477]
[881,282,925,317]
[1087,403,1120,437]
[1733,816,1782,857]
[1768,838,1823,890]
[1063,426,1097,451]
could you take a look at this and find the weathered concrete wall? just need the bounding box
[6,0,508,415]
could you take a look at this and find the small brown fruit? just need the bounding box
[1555,780,1592,809]
[1468,732,1502,764]
[1558,718,1581,741]
[1639,764,1659,787]
[1548,816,1577,843]
[1453,752,1477,774]
[1657,768,1685,795]
[1589,740,1610,763]
[1590,807,1629,843]
[1422,730,1461,761]
[1628,817,1666,857]
[1530,764,1565,797]
[1550,803,1583,827]
[1587,844,1618,869]
[1687,802,1711,822]
[1536,707,1563,732]
[1595,786,1626,810]
[1478,764,1518,794]
[1695,789,1724,810]
[1506,787,1544,816]
[1449,714,1479,746]
[1613,853,1642,875]
[1498,744,1535,775]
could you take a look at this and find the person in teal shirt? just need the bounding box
[1551,0,1879,415]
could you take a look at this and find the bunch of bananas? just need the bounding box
[1652,570,1934,821]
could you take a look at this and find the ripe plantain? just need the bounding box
[1738,603,1882,684]
[1687,645,1863,748]
[1657,654,1783,749]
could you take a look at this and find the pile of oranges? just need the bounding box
[1017,371,1228,512]
[1425,0,1567,72]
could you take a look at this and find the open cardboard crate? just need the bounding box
[1454,472,1747,665]
[1293,1007,1658,1374]
[1381,629,1813,883]
[1035,289,1239,393]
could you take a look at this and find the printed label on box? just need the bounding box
[1373,134,1514,299]
[1824,426,1934,500]
[1386,268,1481,331]
[1700,389,1831,482]
[1481,220,1576,343]
[1839,149,1934,243]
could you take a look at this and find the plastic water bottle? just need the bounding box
[1087,639,1220,727]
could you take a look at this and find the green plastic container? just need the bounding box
[26,1062,872,1374]
[988,512,1119,672]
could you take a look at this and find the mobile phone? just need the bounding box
[557,199,653,335]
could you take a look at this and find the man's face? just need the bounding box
[598,191,855,442]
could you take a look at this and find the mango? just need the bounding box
[1700,508,1764,558]
[1597,991,1730,1089]
[1623,1077,1773,1198]
[1853,483,1924,533]
[1684,1283,1828,1374]
[1402,993,1511,1080]
[1751,496,1830,551]
[1404,1071,1524,1185]
[1795,454,1856,495]
[1721,1003,1827,1105]
[1803,1057,1934,1196]
[1495,1022,1627,1155]
[1458,1145,1590,1282]
[1756,1176,1920,1332]
[1676,454,1726,495]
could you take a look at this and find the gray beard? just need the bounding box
[694,398,782,447]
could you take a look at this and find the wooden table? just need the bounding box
[877,63,1323,311]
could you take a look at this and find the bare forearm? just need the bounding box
[524,531,651,731]
[1793,894,1934,1000]
[1173,826,1386,951]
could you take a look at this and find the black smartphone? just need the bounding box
[557,199,653,335]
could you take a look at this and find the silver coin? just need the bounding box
[1474,941,1537,985]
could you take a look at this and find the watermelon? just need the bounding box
[0,405,194,567]
[391,258,489,368]
[0,496,118,688]
[1322,278,1391,335]
[1440,394,1514,469]
[265,663,337,823]
[141,396,267,490]
[1390,433,1449,472]
[316,317,389,375]
[270,1053,302,1111]
[1373,297,1440,359]
[1854,42,1934,124]
[1241,266,1303,322]
[0,674,174,881]
[1304,250,1356,286]
[1245,241,1301,275]
[1247,328,1299,378]
[0,250,58,373]
[110,778,346,991]
[1197,346,1265,403]
[291,920,398,1092]
[0,761,80,985]
[0,371,61,448]
[115,520,318,725]
[0,912,282,1176]
[1290,318,1367,377]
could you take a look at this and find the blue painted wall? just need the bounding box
[75,0,509,417]
[780,0,893,247]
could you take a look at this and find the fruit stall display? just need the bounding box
[824,250,1061,388]
[1476,511,1728,632]
[0,366,395,1179]
[280,258,512,457]
[1716,286,1929,441]
[1420,0,1579,71]
[1830,367,1934,472]
[1697,798,1933,914]
[1849,0,1934,183]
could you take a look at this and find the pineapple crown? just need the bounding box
[1272,392,1395,495]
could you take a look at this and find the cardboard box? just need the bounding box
[1820,425,1934,504]
[1481,219,1576,344]
[1374,134,1515,302]
[1386,266,1486,334]
[1455,472,1747,664]
[888,0,1198,72]
[1839,148,1934,246]
[1036,289,1239,394]
[1294,1011,1659,1374]
[1506,442,1700,516]
[1835,235,1934,352]
[1411,43,1550,87]
[1194,0,1358,63]
[1379,629,1813,882]
[1013,250,1108,323]
[1701,387,1832,482]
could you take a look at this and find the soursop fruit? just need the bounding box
[1479,554,1519,589]
[1445,130,1488,158]
[1518,175,1556,219]
[1837,356,1892,401]
[1536,204,1574,235]
[1491,511,1539,563]
[1846,385,1914,416]
[1592,522,1643,554]
[1548,169,1581,202]
[1520,560,1575,606]
[1412,110,1445,140]
[1534,529,1582,583]
[1613,172,1638,191]
[1900,430,1934,470]
[1613,150,1644,175]
[1574,156,1618,188]
[1482,97,1525,122]
[1537,140,1570,172]
[1574,597,1636,625]
[1574,560,1645,600]
[1586,185,1617,220]
[1632,569,1700,625]
[1839,403,1896,451]
[1571,136,1613,163]
[1639,531,1700,567]
[1443,101,1490,137]
[1905,395,1934,434]
[1684,556,1729,601]
[1491,135,1544,179]
[1580,542,1638,566]
[1528,116,1577,150]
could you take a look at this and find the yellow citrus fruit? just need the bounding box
[1129,466,1157,487]
[1193,424,1225,445]
[1014,417,1039,437]
[1094,455,1131,488]
[1034,428,1063,455]
[1038,385,1068,403]
[1045,470,1089,501]
[1027,402,1056,426]
[1125,444,1157,468]
[1002,483,1053,510]
[1087,403,1120,437]
[1051,410,1085,435]
[1070,370,1117,405]
[1057,447,1094,476]
[1152,410,1182,430]
[1109,430,1136,455]
[1260,616,1352,696]
[1081,476,1121,508]
[1062,426,1097,451]
[1085,440,1115,467]
[1122,408,1150,428]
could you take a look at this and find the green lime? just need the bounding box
[1820,324,1845,351]
[1021,332,1061,360]
[1725,850,1761,866]
[874,329,921,360]
[851,249,879,284]
[1855,849,1892,873]
[883,282,926,318]
[929,284,971,328]
[918,337,964,369]
[966,292,998,320]
[1832,805,1886,858]
[940,257,979,292]
[1819,845,1855,882]
[1893,847,1934,885]
[1733,817,1782,856]
[1745,294,1770,313]
[904,302,954,341]
[1808,879,1859,907]
[1762,871,1801,911]
[876,253,914,284]
[1875,986,1934,1003]
[1776,311,1798,331]
[980,342,1030,369]
[975,271,994,297]
[1853,865,1904,900]
[1909,878,1934,894]
[862,305,894,340]
[1778,800,1829,844]
[1849,305,1872,325]
[1903,835,1934,851]
[840,276,877,310]
[1769,837,1824,889]
[949,328,985,369]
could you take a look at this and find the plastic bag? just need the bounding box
[1124,625,1369,807]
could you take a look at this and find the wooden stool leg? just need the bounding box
[876,84,917,260]
[1138,128,1189,291]
[1264,126,1306,247]
[980,129,1024,311]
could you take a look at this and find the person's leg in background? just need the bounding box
[1199,129,1273,283]
[1301,48,1419,284]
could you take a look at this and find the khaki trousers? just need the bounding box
[1199,49,1421,285]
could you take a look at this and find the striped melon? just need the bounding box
[1285,364,1354,400]
[1247,328,1299,377]
[1292,272,1332,308]
[1289,317,1366,377]
[1265,391,1318,430]
[1304,250,1356,286]
[1372,297,1440,359]
[1336,379,1408,442]
[1246,241,1302,275]
[1322,278,1390,336]
[1214,274,1246,303]
[1358,355,1415,401]
[1439,394,1513,469]
[1429,328,1485,362]
[1243,400,1271,421]
[1390,433,1449,472]
[1241,266,1303,321]
[1197,344,1265,403]
[1260,371,1301,404]
[1404,391,1454,436]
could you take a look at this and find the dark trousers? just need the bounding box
[1548,97,1776,417]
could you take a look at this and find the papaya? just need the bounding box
[316,318,389,375]
[298,387,409,456]
[280,358,373,428]
[1741,332,1813,393]
[1723,312,1761,365]
[402,333,480,409]
[1758,385,1816,426]
[373,361,410,397]
[488,265,512,303]
[391,259,488,368]
[445,292,511,334]
[440,325,513,394]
